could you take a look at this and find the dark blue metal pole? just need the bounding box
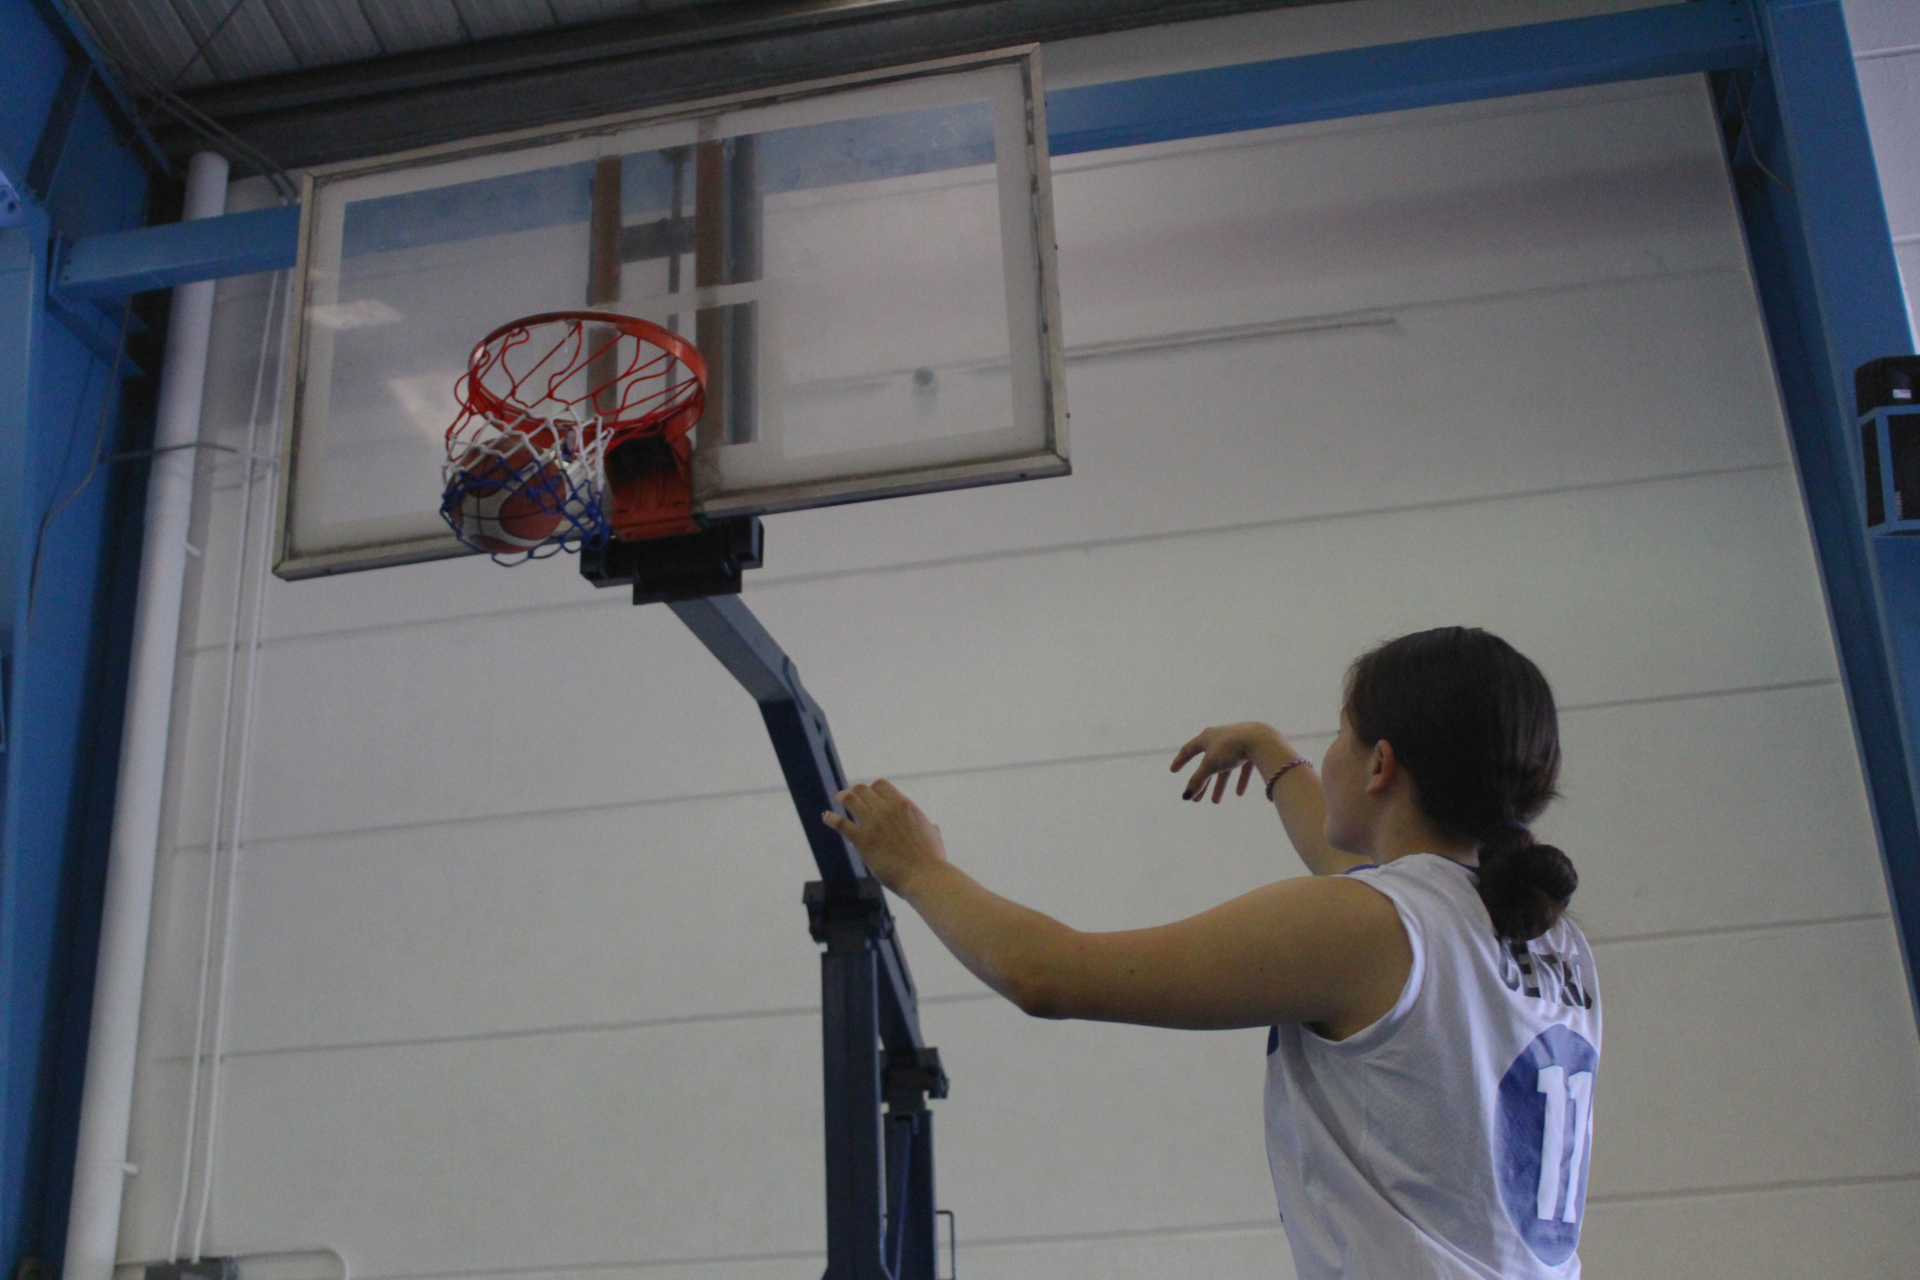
[1715,0,1920,1024]
[667,595,945,1280]
[0,202,50,1280]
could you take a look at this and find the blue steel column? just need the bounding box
[1718,0,1920,1022]
[0,202,48,1280]
[814,887,889,1280]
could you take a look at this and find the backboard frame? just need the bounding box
[273,45,1067,581]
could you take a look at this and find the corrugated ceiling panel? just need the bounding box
[68,0,200,91]
[263,0,385,67]
[549,0,646,23]
[168,0,298,85]
[363,0,471,54]
[454,0,559,42]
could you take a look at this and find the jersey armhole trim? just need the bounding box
[1303,870,1425,1056]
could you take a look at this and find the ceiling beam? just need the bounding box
[158,0,1349,172]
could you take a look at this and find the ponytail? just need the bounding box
[1474,824,1578,943]
[1346,628,1578,943]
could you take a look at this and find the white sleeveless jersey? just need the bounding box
[1264,854,1601,1280]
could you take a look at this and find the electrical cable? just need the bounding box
[133,81,298,201]
[1729,73,1792,196]
[63,7,298,200]
[167,0,259,91]
[168,260,283,1262]
[25,296,134,627]
[192,262,294,1263]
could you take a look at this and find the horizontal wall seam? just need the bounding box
[1855,43,1920,62]
[307,1216,1293,1280]
[257,1177,1920,1280]
[1588,1170,1920,1206]
[198,453,1785,658]
[162,674,1841,855]
[345,1248,825,1280]
[153,991,1003,1064]
[159,908,1886,1063]
[1587,910,1889,948]
[914,1217,1284,1251]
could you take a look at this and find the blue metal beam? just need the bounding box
[1045,0,1761,155]
[20,0,167,179]
[54,203,297,299]
[0,210,39,654]
[57,2,1770,300]
[1715,0,1920,1022]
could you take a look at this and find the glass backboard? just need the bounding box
[275,47,1066,579]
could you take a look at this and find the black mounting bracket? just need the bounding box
[805,877,893,951]
[885,1046,950,1113]
[580,515,762,604]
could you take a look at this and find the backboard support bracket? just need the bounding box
[579,515,763,604]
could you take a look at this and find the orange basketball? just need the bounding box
[448,443,567,554]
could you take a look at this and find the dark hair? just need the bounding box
[1344,627,1577,942]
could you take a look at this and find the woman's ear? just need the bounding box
[1366,738,1397,795]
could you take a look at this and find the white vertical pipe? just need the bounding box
[64,150,230,1280]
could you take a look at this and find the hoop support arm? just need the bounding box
[667,593,946,1280]
[668,594,934,1055]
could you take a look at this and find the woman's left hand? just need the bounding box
[823,780,949,895]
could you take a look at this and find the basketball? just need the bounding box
[445,442,568,555]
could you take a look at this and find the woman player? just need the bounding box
[822,627,1600,1279]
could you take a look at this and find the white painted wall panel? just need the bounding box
[167,466,1832,852]
[1592,919,1920,1192]
[1583,1178,1920,1280]
[1844,0,1920,53]
[122,4,1920,1277]
[1856,53,1920,240]
[118,678,1881,1068]
[121,918,1920,1276]
[127,1021,827,1272]
[1547,681,1887,940]
[958,1227,1297,1280]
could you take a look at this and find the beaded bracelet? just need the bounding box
[1264,756,1312,801]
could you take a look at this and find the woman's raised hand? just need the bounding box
[823,780,949,895]
[1171,722,1287,803]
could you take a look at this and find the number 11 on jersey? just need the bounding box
[1534,1065,1594,1222]
[1497,1025,1599,1265]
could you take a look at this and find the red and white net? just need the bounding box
[440,312,706,561]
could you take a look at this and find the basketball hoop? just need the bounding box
[441,311,708,561]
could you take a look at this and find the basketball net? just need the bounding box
[441,312,707,562]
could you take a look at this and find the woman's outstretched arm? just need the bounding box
[822,780,1409,1038]
[1171,723,1371,876]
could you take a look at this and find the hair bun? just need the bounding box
[1477,831,1577,942]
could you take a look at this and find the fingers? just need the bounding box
[1180,747,1262,804]
[1183,760,1213,801]
[1170,732,1208,772]
[826,779,908,831]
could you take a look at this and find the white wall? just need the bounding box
[118,4,1920,1280]
[1848,0,1920,339]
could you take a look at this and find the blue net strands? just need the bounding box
[440,415,610,564]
